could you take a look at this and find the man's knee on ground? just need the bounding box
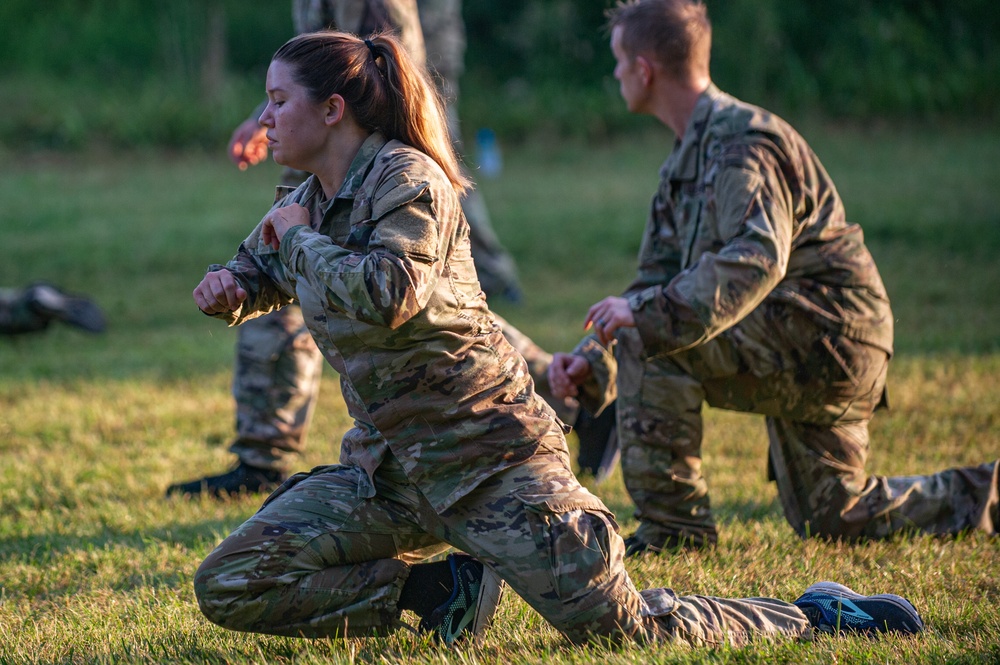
[793,493,867,541]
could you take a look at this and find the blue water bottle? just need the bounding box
[475,128,503,179]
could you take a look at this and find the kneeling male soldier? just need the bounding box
[549,0,999,556]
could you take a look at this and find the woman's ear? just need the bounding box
[324,94,346,126]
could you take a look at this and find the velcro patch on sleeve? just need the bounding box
[369,174,438,261]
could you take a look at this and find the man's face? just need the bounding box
[611,25,648,114]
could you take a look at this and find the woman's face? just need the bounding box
[260,60,330,171]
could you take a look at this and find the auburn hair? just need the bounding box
[273,31,469,194]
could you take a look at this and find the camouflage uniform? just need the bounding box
[226,0,521,473]
[416,0,521,299]
[294,0,425,62]
[194,133,811,644]
[573,85,999,548]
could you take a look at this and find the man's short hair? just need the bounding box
[607,0,711,82]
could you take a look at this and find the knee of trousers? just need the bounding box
[509,496,652,644]
[552,568,657,645]
[191,543,281,632]
[192,552,244,630]
[784,475,869,541]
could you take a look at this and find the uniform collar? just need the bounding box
[664,83,723,181]
[335,132,389,201]
[290,133,389,219]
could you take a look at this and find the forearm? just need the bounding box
[630,249,781,355]
[209,246,293,326]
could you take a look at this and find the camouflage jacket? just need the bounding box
[627,84,893,357]
[210,133,557,511]
[292,0,424,65]
[573,85,893,411]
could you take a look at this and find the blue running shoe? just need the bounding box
[418,554,504,645]
[794,581,924,635]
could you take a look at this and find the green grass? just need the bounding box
[1,122,999,663]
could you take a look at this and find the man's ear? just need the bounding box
[324,94,346,126]
[635,55,654,87]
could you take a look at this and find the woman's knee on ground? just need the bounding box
[193,543,262,630]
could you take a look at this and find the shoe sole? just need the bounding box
[470,566,505,640]
[802,581,923,629]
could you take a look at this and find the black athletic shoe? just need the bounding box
[574,403,619,483]
[27,283,106,333]
[418,554,504,646]
[794,581,925,635]
[165,461,286,498]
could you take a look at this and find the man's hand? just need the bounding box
[585,296,635,346]
[193,269,246,314]
[261,204,310,250]
[548,352,593,400]
[228,118,269,171]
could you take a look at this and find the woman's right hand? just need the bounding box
[193,269,247,314]
[548,352,592,400]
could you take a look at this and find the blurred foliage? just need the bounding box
[0,0,996,149]
[463,0,1000,135]
[0,0,290,82]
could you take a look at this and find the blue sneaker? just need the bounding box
[418,554,504,645]
[794,581,924,635]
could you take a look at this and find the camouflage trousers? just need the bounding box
[194,439,810,645]
[229,306,325,472]
[615,305,1000,547]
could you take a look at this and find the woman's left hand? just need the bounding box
[262,204,310,249]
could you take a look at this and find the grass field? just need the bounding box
[1,122,999,664]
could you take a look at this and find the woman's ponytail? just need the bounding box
[273,31,469,194]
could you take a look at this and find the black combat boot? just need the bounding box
[26,282,106,333]
[166,461,286,498]
[574,402,619,483]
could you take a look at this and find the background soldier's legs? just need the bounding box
[721,318,1000,540]
[769,417,1000,540]
[230,306,324,472]
[615,330,727,549]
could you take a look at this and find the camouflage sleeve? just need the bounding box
[207,240,297,327]
[570,335,618,416]
[277,174,442,329]
[631,152,793,357]
[622,189,683,299]
[292,0,338,33]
